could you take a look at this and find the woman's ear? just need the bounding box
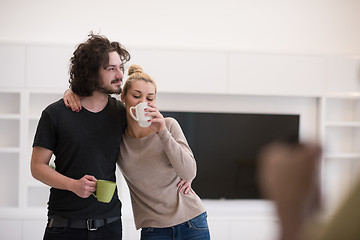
[120,93,125,103]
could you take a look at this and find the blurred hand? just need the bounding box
[258,142,322,240]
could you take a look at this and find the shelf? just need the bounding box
[324,127,360,155]
[325,98,360,122]
[325,153,360,159]
[0,147,20,153]
[0,119,20,148]
[0,153,19,207]
[0,114,21,120]
[325,121,360,127]
[0,92,20,115]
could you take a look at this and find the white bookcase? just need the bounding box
[320,55,360,213]
[0,91,21,208]
[321,93,360,213]
[0,89,62,210]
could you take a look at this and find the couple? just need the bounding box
[30,33,210,240]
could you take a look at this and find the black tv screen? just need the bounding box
[162,111,300,199]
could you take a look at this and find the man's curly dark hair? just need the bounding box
[69,33,131,96]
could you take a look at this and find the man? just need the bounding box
[30,33,130,240]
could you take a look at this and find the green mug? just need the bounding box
[92,180,116,203]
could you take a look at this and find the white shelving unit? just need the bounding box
[0,91,21,208]
[321,93,360,213]
[0,89,62,211]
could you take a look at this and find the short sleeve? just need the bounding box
[32,110,57,151]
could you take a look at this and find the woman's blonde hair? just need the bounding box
[122,64,157,95]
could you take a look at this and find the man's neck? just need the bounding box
[81,91,109,113]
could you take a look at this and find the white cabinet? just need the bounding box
[0,45,26,88]
[326,56,360,93]
[228,53,325,96]
[26,45,73,90]
[129,48,228,94]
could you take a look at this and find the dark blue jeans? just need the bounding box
[43,219,122,240]
[141,212,210,240]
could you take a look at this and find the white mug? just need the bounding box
[129,102,152,127]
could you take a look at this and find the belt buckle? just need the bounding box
[87,219,98,231]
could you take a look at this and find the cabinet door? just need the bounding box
[327,56,360,93]
[228,53,325,96]
[0,153,19,207]
[26,45,73,90]
[129,48,228,94]
[0,45,26,88]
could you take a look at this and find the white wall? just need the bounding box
[1,1,360,240]
[1,0,360,55]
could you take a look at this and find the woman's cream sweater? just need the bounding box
[117,117,206,229]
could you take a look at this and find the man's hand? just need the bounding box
[70,175,97,198]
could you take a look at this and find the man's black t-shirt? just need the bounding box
[33,96,126,219]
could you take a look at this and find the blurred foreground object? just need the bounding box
[258,142,321,240]
[258,142,360,240]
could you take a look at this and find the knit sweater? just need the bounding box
[117,117,206,229]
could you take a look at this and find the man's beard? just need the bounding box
[98,79,122,95]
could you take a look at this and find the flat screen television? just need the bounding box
[161,111,300,199]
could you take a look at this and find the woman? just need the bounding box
[65,64,210,240]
